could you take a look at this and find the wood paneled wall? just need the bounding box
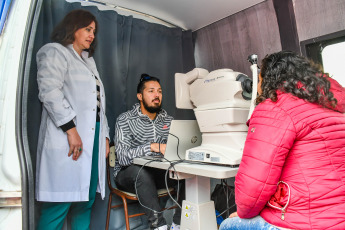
[293,0,345,42]
[193,0,281,76]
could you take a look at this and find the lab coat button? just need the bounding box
[93,109,95,111]
[92,128,95,130]
[93,91,95,93]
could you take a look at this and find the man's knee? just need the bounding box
[135,167,155,186]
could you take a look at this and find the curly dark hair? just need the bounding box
[256,51,337,109]
[51,9,98,56]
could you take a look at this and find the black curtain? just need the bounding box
[26,0,195,229]
[126,18,195,119]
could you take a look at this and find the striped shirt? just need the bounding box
[94,75,101,121]
[113,103,173,177]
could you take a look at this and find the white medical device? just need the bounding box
[175,55,258,166]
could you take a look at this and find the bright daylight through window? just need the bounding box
[322,42,345,87]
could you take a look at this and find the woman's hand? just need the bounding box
[66,127,83,161]
[229,212,238,218]
[106,138,110,158]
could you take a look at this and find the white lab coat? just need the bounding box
[35,43,109,202]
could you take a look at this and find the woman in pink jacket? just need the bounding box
[220,51,345,230]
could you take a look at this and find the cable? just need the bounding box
[134,133,236,215]
[164,159,185,209]
[168,132,182,160]
[217,203,236,218]
[134,132,183,213]
[134,159,166,213]
[161,135,186,208]
[134,157,183,213]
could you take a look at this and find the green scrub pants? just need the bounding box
[37,122,100,230]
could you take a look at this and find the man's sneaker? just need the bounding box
[154,225,168,230]
[170,222,180,230]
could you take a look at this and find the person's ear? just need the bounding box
[137,93,142,102]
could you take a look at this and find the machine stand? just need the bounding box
[180,176,217,230]
[181,200,217,230]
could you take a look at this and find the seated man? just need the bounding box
[113,74,183,230]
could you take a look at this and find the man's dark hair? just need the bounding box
[51,9,98,56]
[256,50,337,109]
[137,73,161,94]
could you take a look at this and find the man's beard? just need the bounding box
[143,98,162,113]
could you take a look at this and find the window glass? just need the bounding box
[0,0,12,35]
[322,42,345,87]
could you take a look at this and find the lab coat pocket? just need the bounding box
[44,117,69,152]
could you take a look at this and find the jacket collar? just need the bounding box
[67,44,90,61]
[66,44,98,77]
[130,103,167,122]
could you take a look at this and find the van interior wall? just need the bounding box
[193,0,345,75]
[26,0,195,229]
[192,0,282,76]
[293,0,345,42]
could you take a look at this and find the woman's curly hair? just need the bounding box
[51,9,98,56]
[256,51,337,109]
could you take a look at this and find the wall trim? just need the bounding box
[273,0,300,53]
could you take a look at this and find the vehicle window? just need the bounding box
[0,0,12,35]
[322,42,345,87]
[301,30,345,88]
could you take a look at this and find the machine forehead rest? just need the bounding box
[185,68,209,84]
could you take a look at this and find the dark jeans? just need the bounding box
[115,164,184,228]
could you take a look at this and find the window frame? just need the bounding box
[300,30,345,66]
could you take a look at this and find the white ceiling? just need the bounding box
[91,0,266,31]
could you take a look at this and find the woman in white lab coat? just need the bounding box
[35,9,110,229]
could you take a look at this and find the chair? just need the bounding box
[106,146,177,230]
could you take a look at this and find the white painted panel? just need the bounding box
[86,0,266,31]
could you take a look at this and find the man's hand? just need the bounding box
[66,127,83,161]
[150,143,167,155]
[229,211,238,218]
[159,143,166,154]
[106,138,110,158]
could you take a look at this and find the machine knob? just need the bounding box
[247,54,258,64]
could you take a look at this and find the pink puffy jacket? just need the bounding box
[235,81,345,229]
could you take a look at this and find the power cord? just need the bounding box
[164,160,184,209]
[168,132,182,160]
[134,159,165,213]
[134,131,236,214]
[134,157,183,213]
